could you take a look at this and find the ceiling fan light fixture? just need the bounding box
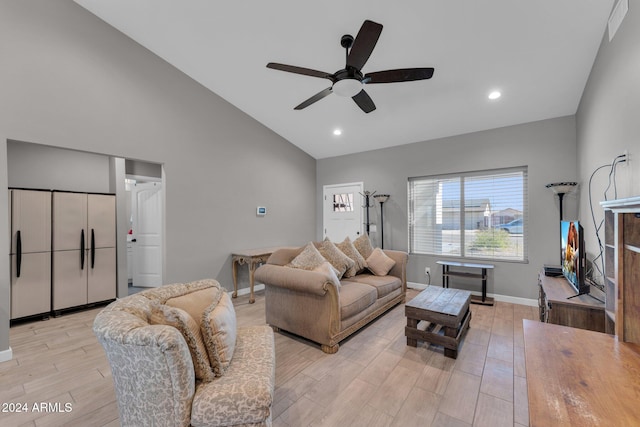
[332,78,363,97]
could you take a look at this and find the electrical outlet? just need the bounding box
[424,267,431,275]
[622,149,630,166]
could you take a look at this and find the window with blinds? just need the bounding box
[409,167,528,262]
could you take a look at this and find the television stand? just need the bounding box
[538,271,605,332]
[567,292,604,304]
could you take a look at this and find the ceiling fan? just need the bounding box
[267,20,434,113]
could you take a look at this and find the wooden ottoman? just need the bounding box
[405,286,472,358]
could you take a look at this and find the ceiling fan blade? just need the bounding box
[294,87,333,110]
[352,90,376,113]
[267,63,333,80]
[347,20,383,70]
[364,68,435,84]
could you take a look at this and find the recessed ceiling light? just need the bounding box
[333,129,342,136]
[488,91,502,100]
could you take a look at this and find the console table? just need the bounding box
[524,320,640,426]
[231,246,289,304]
[437,260,494,305]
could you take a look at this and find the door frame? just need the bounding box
[322,182,364,240]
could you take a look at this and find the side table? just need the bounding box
[231,247,287,304]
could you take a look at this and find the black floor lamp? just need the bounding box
[374,194,389,249]
[546,182,578,264]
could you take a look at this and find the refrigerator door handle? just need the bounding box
[80,229,85,270]
[91,229,96,269]
[16,230,22,278]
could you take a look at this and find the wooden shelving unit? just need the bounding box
[601,196,640,341]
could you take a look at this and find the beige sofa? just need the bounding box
[255,246,408,353]
[93,280,275,427]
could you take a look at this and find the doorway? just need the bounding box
[125,172,163,292]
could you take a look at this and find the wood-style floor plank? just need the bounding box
[0,288,537,426]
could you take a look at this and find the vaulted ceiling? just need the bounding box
[74,0,614,159]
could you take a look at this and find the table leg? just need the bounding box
[406,317,418,347]
[444,325,458,359]
[481,268,487,302]
[248,260,256,304]
[231,258,239,299]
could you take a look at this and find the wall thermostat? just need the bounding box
[257,206,266,216]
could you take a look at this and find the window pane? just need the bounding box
[409,167,527,262]
[410,177,460,256]
[464,171,525,260]
[332,193,354,212]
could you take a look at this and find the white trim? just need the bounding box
[231,284,265,298]
[407,281,538,307]
[0,347,13,363]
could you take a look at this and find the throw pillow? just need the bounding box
[148,303,216,382]
[313,261,341,289]
[317,237,354,279]
[366,247,396,276]
[353,234,375,260]
[286,242,327,271]
[201,292,237,376]
[336,236,367,277]
[165,287,219,326]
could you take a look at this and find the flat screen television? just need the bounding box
[561,220,589,295]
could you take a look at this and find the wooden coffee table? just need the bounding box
[405,286,472,359]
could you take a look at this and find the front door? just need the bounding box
[323,182,364,242]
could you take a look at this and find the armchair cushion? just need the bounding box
[191,326,275,427]
[148,303,216,382]
[202,292,237,376]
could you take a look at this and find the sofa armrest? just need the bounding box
[254,264,336,296]
[383,249,408,289]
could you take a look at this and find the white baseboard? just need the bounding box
[0,347,13,363]
[407,281,538,307]
[232,284,265,297]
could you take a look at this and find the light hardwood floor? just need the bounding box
[0,288,538,427]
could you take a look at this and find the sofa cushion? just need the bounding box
[313,261,342,289]
[366,248,396,276]
[191,325,275,427]
[202,292,237,376]
[317,238,355,279]
[286,242,326,270]
[338,281,377,319]
[148,303,216,382]
[345,274,402,298]
[353,234,375,260]
[336,236,367,278]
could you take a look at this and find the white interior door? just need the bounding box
[323,182,364,241]
[132,182,163,287]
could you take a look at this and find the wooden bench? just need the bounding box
[405,286,472,358]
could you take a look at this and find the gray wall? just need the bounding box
[7,140,111,192]
[317,116,578,300]
[576,0,640,282]
[0,1,315,355]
